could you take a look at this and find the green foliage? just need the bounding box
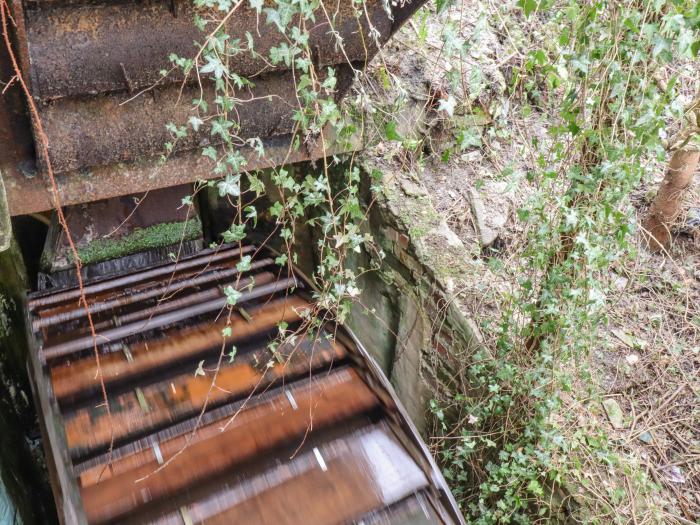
[162,0,697,522]
[430,0,699,523]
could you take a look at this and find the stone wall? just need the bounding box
[344,159,484,433]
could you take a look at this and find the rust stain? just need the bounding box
[2,0,420,215]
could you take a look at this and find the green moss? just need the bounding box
[74,218,202,265]
[0,293,12,338]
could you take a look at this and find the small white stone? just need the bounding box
[625,353,639,365]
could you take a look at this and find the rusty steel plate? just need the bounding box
[20,0,389,175]
[0,0,425,215]
[36,67,354,174]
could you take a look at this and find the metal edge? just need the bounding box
[8,0,30,88]
[23,294,89,525]
[5,126,362,216]
[338,325,466,525]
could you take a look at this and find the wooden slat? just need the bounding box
[50,296,309,402]
[80,368,378,524]
[64,336,347,457]
[28,245,255,310]
[150,425,428,525]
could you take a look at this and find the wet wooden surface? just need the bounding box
[80,369,379,524]
[50,296,308,402]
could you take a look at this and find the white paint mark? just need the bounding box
[313,447,327,472]
[284,389,298,410]
[152,441,164,465]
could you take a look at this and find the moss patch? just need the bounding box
[73,217,202,265]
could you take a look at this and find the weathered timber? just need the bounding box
[50,296,308,402]
[80,368,379,524]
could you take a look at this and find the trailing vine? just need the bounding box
[166,0,384,328]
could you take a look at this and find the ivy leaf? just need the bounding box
[469,67,484,99]
[690,39,700,57]
[321,68,337,91]
[247,173,265,196]
[244,205,258,227]
[202,146,218,161]
[384,121,403,141]
[230,73,249,89]
[245,31,255,51]
[199,55,227,79]
[223,285,242,306]
[222,223,246,242]
[225,151,247,172]
[527,479,544,497]
[188,116,204,132]
[249,0,263,13]
[269,43,294,66]
[194,14,206,32]
[236,255,252,272]
[269,201,284,218]
[211,118,233,139]
[518,0,539,16]
[437,95,457,116]
[194,360,206,377]
[217,174,241,197]
[247,137,265,158]
[457,127,482,150]
[264,8,284,32]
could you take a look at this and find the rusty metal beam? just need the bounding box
[149,424,429,525]
[49,296,309,402]
[19,0,381,176]
[36,74,306,173]
[39,274,295,362]
[28,243,255,307]
[33,257,274,329]
[0,0,424,214]
[23,0,388,100]
[2,127,359,216]
[63,336,347,458]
